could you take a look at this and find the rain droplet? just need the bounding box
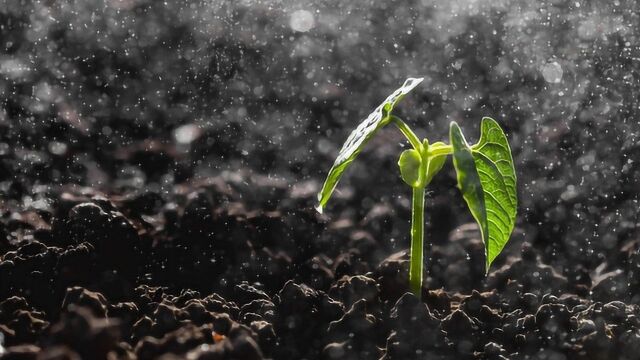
[289,10,315,33]
[174,124,202,144]
[541,61,563,84]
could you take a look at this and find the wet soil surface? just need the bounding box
[2,0,640,359]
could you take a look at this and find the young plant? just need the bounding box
[317,78,517,298]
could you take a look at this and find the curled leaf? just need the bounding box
[398,149,422,187]
[316,77,424,212]
[450,119,517,272]
[424,141,448,186]
[450,122,489,259]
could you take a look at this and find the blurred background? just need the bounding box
[1,0,639,278]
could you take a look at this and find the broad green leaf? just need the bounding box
[450,119,517,272]
[450,122,489,267]
[471,117,517,269]
[398,149,422,187]
[424,141,448,186]
[316,77,424,213]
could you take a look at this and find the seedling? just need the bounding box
[317,78,517,298]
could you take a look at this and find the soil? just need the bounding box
[2,1,640,359]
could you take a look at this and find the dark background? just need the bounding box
[3,0,639,275]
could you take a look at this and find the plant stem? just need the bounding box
[391,116,422,151]
[409,185,425,299]
[428,145,453,157]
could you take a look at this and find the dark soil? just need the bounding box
[2,1,640,359]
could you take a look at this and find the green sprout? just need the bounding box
[317,78,517,298]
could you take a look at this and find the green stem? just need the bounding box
[391,116,422,151]
[409,185,425,298]
[428,145,453,157]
